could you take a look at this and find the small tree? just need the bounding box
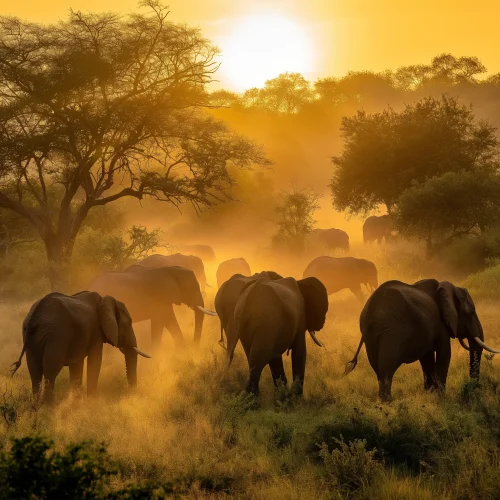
[330,95,500,215]
[0,2,269,289]
[395,170,500,252]
[272,188,320,252]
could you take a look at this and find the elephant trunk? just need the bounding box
[124,348,138,388]
[194,306,204,345]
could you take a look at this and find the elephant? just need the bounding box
[344,279,500,401]
[140,253,208,291]
[215,271,283,349]
[363,215,393,244]
[11,291,151,402]
[310,228,350,252]
[303,256,378,300]
[177,244,216,262]
[216,258,251,288]
[88,265,216,349]
[228,276,329,395]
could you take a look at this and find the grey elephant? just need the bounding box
[228,276,328,395]
[216,258,251,288]
[363,215,393,244]
[177,244,216,262]
[345,279,500,401]
[215,271,283,349]
[89,265,216,348]
[11,291,151,402]
[303,256,378,300]
[140,253,208,291]
[310,228,350,252]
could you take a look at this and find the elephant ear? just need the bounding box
[297,277,329,332]
[97,295,119,346]
[436,281,459,339]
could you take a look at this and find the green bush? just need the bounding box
[462,262,500,299]
[0,436,167,499]
[319,438,382,493]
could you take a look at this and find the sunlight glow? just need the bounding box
[220,13,314,91]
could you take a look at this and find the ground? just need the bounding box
[0,241,499,499]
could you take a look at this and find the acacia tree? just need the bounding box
[330,95,500,215]
[0,2,269,288]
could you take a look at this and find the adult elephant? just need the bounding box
[345,279,500,401]
[228,276,329,395]
[303,256,378,300]
[89,265,216,348]
[216,258,251,288]
[363,215,393,244]
[140,253,208,291]
[215,271,283,349]
[178,244,216,262]
[311,228,350,252]
[11,292,151,402]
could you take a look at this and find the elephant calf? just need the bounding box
[228,276,329,395]
[345,279,500,401]
[303,256,378,300]
[11,292,151,402]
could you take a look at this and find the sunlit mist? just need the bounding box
[220,13,314,90]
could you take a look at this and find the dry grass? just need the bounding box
[0,240,499,498]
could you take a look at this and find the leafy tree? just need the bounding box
[395,170,500,251]
[241,73,313,113]
[272,188,320,252]
[0,2,268,288]
[331,95,500,214]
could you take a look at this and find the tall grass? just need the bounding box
[0,240,499,498]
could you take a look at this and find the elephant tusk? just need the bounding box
[308,330,324,347]
[196,305,218,316]
[458,338,470,351]
[473,337,500,354]
[133,347,152,358]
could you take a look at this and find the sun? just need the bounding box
[220,13,314,91]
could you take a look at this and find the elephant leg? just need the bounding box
[69,359,85,391]
[87,342,103,396]
[349,284,364,302]
[26,350,43,398]
[164,306,185,348]
[291,333,307,396]
[42,349,65,404]
[376,346,401,402]
[419,351,437,391]
[151,317,164,349]
[246,364,264,395]
[269,356,287,388]
[435,338,451,391]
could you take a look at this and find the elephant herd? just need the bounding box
[10,248,500,404]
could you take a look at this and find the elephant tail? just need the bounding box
[344,337,364,376]
[218,323,227,350]
[11,327,29,377]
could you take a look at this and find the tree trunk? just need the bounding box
[44,234,74,292]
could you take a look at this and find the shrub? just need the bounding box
[319,438,382,493]
[0,436,167,499]
[462,262,500,299]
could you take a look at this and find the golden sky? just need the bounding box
[1,0,499,90]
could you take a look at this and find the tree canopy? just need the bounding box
[330,95,500,214]
[0,1,268,287]
[395,170,500,251]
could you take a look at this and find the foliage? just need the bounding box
[319,438,382,493]
[241,73,313,113]
[330,95,500,214]
[0,2,268,287]
[73,225,163,273]
[272,188,320,252]
[394,170,500,251]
